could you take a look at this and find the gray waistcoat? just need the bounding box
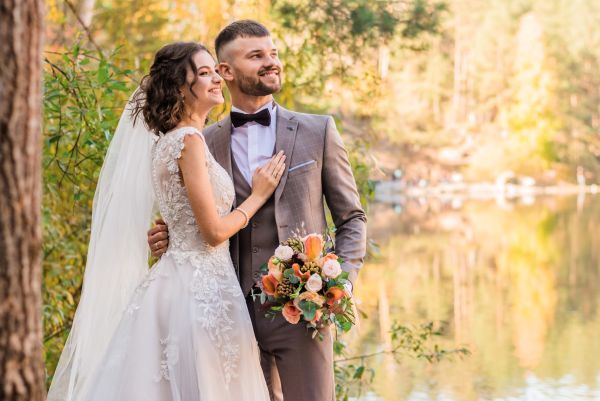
[231,158,279,295]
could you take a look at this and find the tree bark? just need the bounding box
[0,1,45,400]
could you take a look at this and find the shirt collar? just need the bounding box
[231,100,276,115]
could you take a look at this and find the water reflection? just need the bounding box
[352,194,600,400]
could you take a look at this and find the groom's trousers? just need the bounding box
[246,296,335,401]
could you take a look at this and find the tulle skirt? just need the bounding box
[81,250,270,401]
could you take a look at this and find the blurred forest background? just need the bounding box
[42,0,600,399]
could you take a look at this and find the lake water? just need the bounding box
[349,193,600,401]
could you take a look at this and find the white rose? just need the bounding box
[274,245,294,261]
[322,259,342,278]
[305,273,323,293]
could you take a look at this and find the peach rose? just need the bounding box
[305,273,323,293]
[325,287,345,306]
[282,301,302,324]
[320,253,338,265]
[322,259,342,279]
[303,234,323,261]
[293,291,325,309]
[261,274,279,296]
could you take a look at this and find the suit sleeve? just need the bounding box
[322,116,367,284]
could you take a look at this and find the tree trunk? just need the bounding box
[452,18,468,126]
[0,1,45,401]
[77,0,95,28]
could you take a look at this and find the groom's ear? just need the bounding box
[217,62,234,82]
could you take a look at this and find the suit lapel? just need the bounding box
[211,116,233,180]
[274,106,299,203]
[212,106,298,204]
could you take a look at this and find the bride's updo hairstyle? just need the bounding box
[132,42,210,135]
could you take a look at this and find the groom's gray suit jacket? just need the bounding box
[203,104,367,295]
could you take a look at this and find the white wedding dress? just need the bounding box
[79,127,270,401]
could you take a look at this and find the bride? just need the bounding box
[47,42,285,401]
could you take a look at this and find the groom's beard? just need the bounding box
[237,68,282,96]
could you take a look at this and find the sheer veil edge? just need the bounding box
[47,90,156,401]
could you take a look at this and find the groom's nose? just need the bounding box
[264,54,281,68]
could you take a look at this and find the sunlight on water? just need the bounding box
[403,374,600,401]
[495,374,600,400]
[350,194,600,401]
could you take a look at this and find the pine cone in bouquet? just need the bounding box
[301,260,321,275]
[276,277,295,298]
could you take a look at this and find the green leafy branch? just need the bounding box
[333,321,469,400]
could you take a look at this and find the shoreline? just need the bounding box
[374,181,599,204]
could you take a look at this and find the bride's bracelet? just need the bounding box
[234,207,249,229]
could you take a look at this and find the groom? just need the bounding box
[148,20,367,401]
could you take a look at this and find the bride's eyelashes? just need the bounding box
[198,68,210,76]
[197,67,222,79]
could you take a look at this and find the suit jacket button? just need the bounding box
[252,247,258,253]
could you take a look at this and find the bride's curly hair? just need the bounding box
[132,42,210,135]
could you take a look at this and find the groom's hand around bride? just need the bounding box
[148,218,169,257]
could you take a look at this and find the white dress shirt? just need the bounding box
[231,102,277,186]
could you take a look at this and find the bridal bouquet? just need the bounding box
[255,233,355,338]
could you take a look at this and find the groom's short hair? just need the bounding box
[215,20,271,60]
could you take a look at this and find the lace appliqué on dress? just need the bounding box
[188,251,241,386]
[155,334,179,382]
[126,266,165,316]
[151,127,240,387]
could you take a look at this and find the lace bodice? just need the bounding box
[150,127,245,386]
[152,127,235,255]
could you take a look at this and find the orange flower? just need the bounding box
[325,287,345,306]
[303,234,323,261]
[282,301,302,324]
[293,263,311,281]
[269,266,283,282]
[267,257,284,281]
[261,274,279,296]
